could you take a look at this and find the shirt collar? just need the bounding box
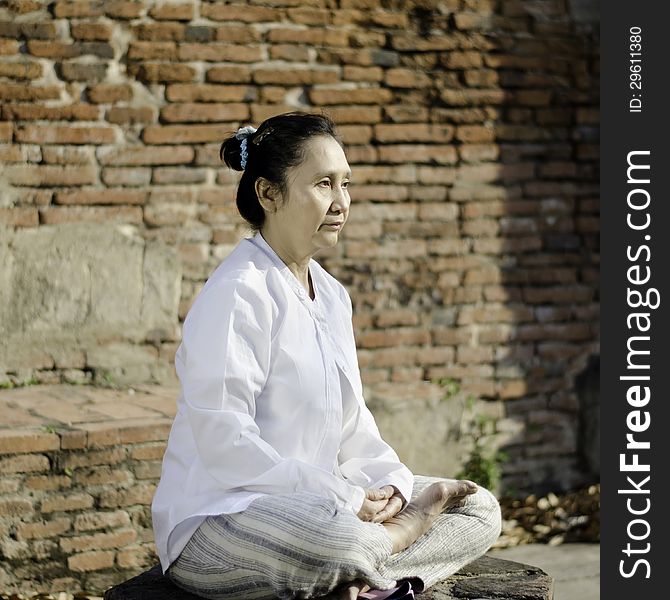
[246,231,316,304]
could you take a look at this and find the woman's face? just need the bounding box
[267,135,351,258]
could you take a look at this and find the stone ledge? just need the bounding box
[103,556,554,599]
[0,384,179,453]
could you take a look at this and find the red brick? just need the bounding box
[41,493,94,514]
[178,43,263,62]
[105,1,144,19]
[4,165,97,187]
[87,83,133,104]
[160,102,247,123]
[68,549,115,572]
[0,83,61,101]
[55,189,147,205]
[0,454,49,474]
[116,544,155,569]
[253,67,338,86]
[24,474,72,491]
[60,528,137,553]
[378,145,457,165]
[71,22,113,41]
[74,510,131,532]
[384,68,431,88]
[374,123,454,143]
[15,124,116,145]
[0,61,42,79]
[132,22,185,41]
[102,167,151,187]
[0,430,60,455]
[0,39,19,54]
[143,124,233,144]
[61,447,127,469]
[201,3,277,22]
[16,518,71,541]
[99,482,157,508]
[127,41,177,60]
[0,207,39,227]
[39,206,143,225]
[440,89,506,106]
[133,63,196,83]
[53,1,104,16]
[0,498,34,518]
[73,466,133,487]
[356,328,430,349]
[205,65,252,83]
[149,2,195,20]
[166,83,251,103]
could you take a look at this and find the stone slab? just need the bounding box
[103,556,554,600]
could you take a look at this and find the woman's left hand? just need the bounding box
[371,485,404,523]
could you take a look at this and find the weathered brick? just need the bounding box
[87,83,133,103]
[4,165,98,186]
[99,482,157,508]
[16,518,71,541]
[0,83,61,101]
[0,207,39,227]
[176,43,262,63]
[101,167,151,187]
[201,3,277,22]
[23,474,72,492]
[62,447,126,469]
[39,206,143,224]
[0,497,34,518]
[106,106,155,124]
[0,454,49,474]
[74,510,131,532]
[143,124,233,144]
[160,102,247,123]
[0,430,60,455]
[68,549,115,572]
[27,40,114,59]
[148,2,195,21]
[0,61,42,79]
[71,22,113,41]
[166,83,251,103]
[132,63,196,83]
[254,67,338,86]
[309,87,392,106]
[41,493,95,514]
[73,466,133,487]
[55,188,147,205]
[15,124,116,145]
[378,145,457,165]
[127,41,177,60]
[60,528,137,553]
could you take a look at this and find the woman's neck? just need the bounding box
[259,228,312,292]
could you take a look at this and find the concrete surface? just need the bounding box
[489,543,599,600]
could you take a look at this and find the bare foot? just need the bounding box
[318,578,371,599]
[382,480,478,554]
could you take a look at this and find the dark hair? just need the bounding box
[220,111,343,231]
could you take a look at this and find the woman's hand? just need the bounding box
[356,486,394,522]
[371,486,404,523]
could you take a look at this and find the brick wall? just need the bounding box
[1,1,599,502]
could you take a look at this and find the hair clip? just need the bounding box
[252,126,274,145]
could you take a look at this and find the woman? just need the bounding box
[151,112,501,600]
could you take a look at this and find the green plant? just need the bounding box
[436,380,508,491]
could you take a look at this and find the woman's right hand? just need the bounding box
[356,487,395,522]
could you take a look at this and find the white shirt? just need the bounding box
[151,231,414,574]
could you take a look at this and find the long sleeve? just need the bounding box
[177,276,366,514]
[335,286,414,508]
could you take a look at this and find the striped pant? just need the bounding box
[167,475,502,600]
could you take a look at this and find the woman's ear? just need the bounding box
[255,177,281,214]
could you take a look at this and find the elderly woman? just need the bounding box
[151,112,501,600]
